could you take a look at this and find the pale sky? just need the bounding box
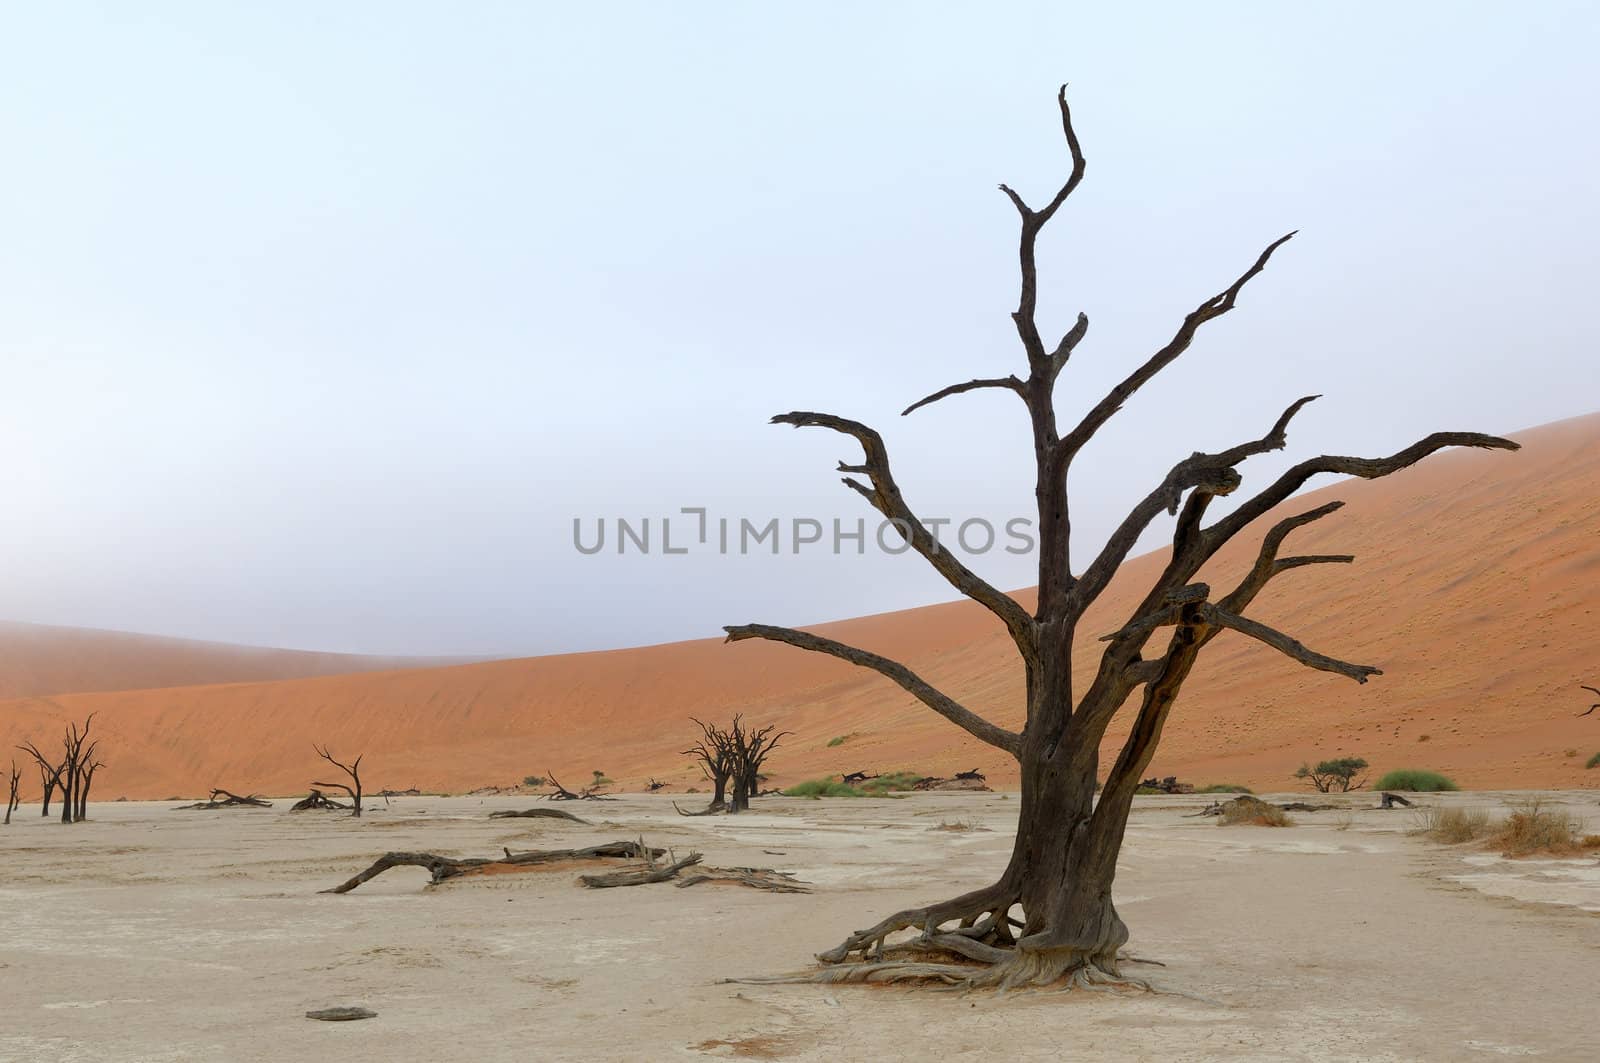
[2,2,1595,656]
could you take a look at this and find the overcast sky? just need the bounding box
[1,2,1595,656]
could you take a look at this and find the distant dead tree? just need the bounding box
[5,760,19,824]
[17,714,101,823]
[18,741,61,818]
[726,717,788,814]
[312,745,364,818]
[1578,683,1599,717]
[723,86,1518,988]
[679,718,736,813]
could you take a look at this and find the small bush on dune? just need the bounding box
[1413,805,1493,844]
[1374,769,1459,792]
[1586,752,1600,770]
[1197,783,1253,794]
[826,734,853,748]
[522,775,547,788]
[1217,796,1294,827]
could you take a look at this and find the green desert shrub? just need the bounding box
[1586,752,1600,770]
[1197,783,1253,794]
[826,734,850,747]
[858,771,924,795]
[522,775,547,788]
[1293,756,1369,792]
[1374,769,1459,792]
[782,777,864,798]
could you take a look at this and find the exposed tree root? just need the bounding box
[673,800,726,817]
[487,808,589,823]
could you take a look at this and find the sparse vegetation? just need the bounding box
[1197,783,1253,794]
[1585,752,1600,769]
[1293,756,1368,792]
[1488,799,1597,857]
[1374,769,1459,792]
[590,771,614,787]
[783,777,865,798]
[1414,805,1493,843]
[522,775,547,788]
[826,734,851,748]
[1217,796,1294,827]
[858,771,923,795]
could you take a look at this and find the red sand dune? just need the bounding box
[3,413,1597,799]
[0,621,459,701]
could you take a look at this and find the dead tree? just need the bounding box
[18,741,62,818]
[311,745,364,817]
[4,760,19,825]
[72,740,101,821]
[680,718,736,812]
[1578,683,1599,717]
[727,716,789,814]
[723,86,1518,989]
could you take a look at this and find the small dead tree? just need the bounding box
[312,745,364,818]
[1579,683,1599,717]
[680,718,736,813]
[724,86,1518,988]
[4,760,19,825]
[72,741,102,822]
[18,741,62,818]
[727,716,789,814]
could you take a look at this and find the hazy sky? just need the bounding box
[2,2,1595,656]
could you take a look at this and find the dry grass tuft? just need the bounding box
[1413,805,1494,844]
[1217,796,1294,827]
[1488,799,1600,857]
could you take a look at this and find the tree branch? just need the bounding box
[1069,394,1321,614]
[1196,603,1381,683]
[1203,433,1521,551]
[1002,85,1087,369]
[723,624,1021,757]
[771,411,1037,661]
[901,376,1024,417]
[1060,232,1297,457]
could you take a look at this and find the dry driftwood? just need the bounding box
[543,771,615,801]
[1379,791,1415,809]
[322,840,665,894]
[676,867,812,893]
[291,789,350,811]
[579,851,703,888]
[487,807,589,823]
[306,1007,376,1022]
[173,789,273,810]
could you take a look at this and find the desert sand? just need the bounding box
[2,412,1597,800]
[2,791,1596,1061]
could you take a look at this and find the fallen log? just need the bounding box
[579,851,703,888]
[543,771,615,801]
[321,840,665,894]
[1380,791,1414,809]
[173,789,273,810]
[675,867,812,893]
[487,807,589,823]
[291,789,350,811]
